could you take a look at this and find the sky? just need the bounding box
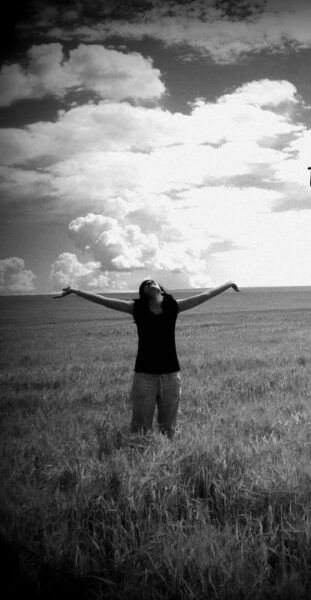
[0,0,310,294]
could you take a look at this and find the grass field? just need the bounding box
[1,289,311,599]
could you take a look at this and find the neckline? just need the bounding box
[149,308,163,315]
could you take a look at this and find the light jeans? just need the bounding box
[130,372,181,438]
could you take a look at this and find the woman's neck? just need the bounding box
[148,292,163,312]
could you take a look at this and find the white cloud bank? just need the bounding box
[1,79,308,225]
[0,43,164,106]
[0,257,36,293]
[0,79,303,177]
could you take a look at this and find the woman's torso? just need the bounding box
[134,297,180,374]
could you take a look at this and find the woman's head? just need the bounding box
[133,279,175,322]
[138,279,165,300]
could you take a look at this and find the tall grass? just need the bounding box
[1,298,311,598]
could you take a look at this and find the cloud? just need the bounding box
[42,0,311,64]
[50,174,311,291]
[60,211,233,289]
[265,128,311,211]
[68,214,159,270]
[49,252,129,291]
[0,257,36,293]
[49,250,210,291]
[173,185,311,286]
[2,75,309,289]
[0,79,304,212]
[0,43,165,106]
[0,102,182,166]
[0,80,301,166]
[273,129,311,185]
[0,166,53,203]
[49,251,106,288]
[218,79,299,108]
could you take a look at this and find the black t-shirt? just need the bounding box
[133,295,180,374]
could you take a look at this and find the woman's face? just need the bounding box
[141,279,162,296]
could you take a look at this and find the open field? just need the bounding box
[1,288,311,599]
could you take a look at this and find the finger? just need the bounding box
[54,291,67,298]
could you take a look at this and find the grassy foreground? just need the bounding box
[1,297,311,599]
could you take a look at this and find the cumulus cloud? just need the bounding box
[61,211,232,289]
[43,0,311,64]
[0,80,301,167]
[0,43,165,106]
[0,102,182,166]
[49,250,203,292]
[0,79,304,211]
[0,257,36,293]
[218,79,299,108]
[68,214,159,270]
[49,251,107,289]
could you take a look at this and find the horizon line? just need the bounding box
[1,284,311,297]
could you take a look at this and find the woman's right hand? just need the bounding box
[53,286,76,299]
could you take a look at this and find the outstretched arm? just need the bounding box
[53,287,134,314]
[177,281,240,313]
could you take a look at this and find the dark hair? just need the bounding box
[133,280,175,323]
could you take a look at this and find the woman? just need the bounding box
[54,280,240,437]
